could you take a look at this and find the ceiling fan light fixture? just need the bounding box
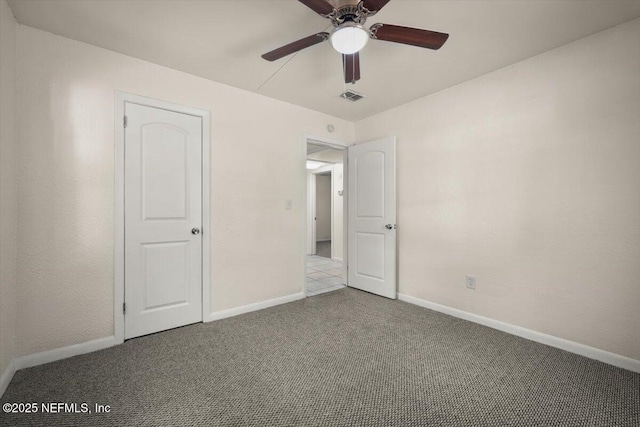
[330,23,369,55]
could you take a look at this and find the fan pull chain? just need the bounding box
[256,53,299,91]
[257,24,334,92]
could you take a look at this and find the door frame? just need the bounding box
[302,134,349,295]
[114,91,211,344]
[309,167,333,256]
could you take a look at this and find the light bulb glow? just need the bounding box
[330,24,369,55]
[306,161,324,170]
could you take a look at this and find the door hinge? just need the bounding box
[123,115,128,128]
[123,302,126,314]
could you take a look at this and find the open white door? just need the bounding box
[124,103,203,339]
[348,137,396,299]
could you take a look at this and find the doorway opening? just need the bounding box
[314,170,332,259]
[305,139,347,296]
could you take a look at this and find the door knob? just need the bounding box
[191,228,200,235]
[385,224,393,230]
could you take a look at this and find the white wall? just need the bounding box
[315,174,331,241]
[0,0,17,378]
[355,19,640,361]
[15,24,354,356]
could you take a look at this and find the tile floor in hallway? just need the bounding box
[306,255,346,296]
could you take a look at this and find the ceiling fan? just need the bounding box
[261,0,449,84]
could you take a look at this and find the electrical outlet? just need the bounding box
[466,275,476,290]
[285,199,293,210]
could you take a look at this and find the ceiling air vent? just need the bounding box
[340,90,366,102]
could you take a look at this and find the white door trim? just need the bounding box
[309,173,316,255]
[309,165,333,256]
[114,91,211,344]
[302,134,349,295]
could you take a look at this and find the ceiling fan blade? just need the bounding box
[371,24,449,50]
[361,0,391,13]
[343,52,361,84]
[298,0,334,16]
[262,33,329,61]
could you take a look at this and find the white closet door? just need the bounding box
[348,137,397,299]
[124,103,203,339]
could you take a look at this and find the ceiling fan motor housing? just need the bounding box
[327,0,380,26]
[262,0,449,84]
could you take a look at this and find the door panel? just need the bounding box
[125,103,203,339]
[141,125,189,220]
[142,241,189,310]
[348,138,396,299]
[355,151,385,218]
[355,232,385,280]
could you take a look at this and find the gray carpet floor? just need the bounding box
[1,288,638,426]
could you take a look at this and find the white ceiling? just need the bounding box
[8,0,640,121]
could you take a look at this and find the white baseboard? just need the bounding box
[1,291,308,397]
[398,293,640,374]
[2,291,308,397]
[205,292,305,322]
[0,335,118,398]
[0,359,17,398]
[15,336,118,371]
